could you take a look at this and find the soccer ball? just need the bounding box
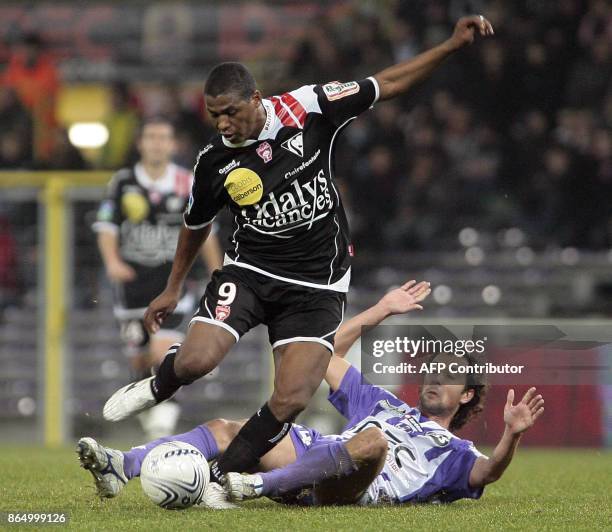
[140,442,209,509]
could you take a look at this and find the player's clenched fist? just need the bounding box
[448,15,494,50]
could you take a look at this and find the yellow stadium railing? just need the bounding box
[0,172,110,446]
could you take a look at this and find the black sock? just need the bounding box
[150,349,192,402]
[215,403,292,480]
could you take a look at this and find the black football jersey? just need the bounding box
[94,163,193,312]
[184,77,379,292]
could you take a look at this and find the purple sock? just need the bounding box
[260,441,356,497]
[122,424,219,479]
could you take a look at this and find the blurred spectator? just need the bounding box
[37,129,87,170]
[158,86,213,166]
[0,213,19,311]
[526,144,575,245]
[578,0,612,48]
[389,19,420,62]
[519,40,562,116]
[509,109,550,177]
[0,130,32,169]
[289,17,349,83]
[1,33,59,162]
[99,83,140,169]
[0,87,32,143]
[387,149,449,249]
[591,128,612,184]
[344,13,393,75]
[565,36,611,106]
[351,144,405,249]
[0,87,33,168]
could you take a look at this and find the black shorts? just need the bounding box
[192,266,346,352]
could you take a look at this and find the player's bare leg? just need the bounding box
[103,322,235,421]
[269,342,331,420]
[212,342,331,480]
[227,427,387,503]
[171,322,235,381]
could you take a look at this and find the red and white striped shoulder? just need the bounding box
[268,85,322,129]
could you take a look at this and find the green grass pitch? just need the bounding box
[0,446,610,531]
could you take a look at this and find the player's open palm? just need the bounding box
[380,280,431,315]
[504,388,544,435]
[144,289,179,334]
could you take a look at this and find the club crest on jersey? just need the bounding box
[224,168,264,206]
[215,305,231,321]
[322,81,360,101]
[281,132,304,158]
[256,141,273,163]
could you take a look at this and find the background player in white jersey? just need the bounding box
[102,15,495,484]
[79,279,543,507]
[94,117,223,438]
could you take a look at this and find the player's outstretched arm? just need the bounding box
[325,280,431,391]
[374,15,494,101]
[469,387,544,488]
[334,280,431,357]
[144,224,211,333]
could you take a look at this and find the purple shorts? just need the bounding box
[288,423,342,458]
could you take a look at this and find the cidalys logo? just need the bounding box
[225,168,263,206]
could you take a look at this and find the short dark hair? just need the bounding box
[204,62,256,100]
[139,116,175,137]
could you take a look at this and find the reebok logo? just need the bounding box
[281,132,304,158]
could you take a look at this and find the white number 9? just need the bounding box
[218,282,237,305]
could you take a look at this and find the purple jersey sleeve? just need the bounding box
[435,445,484,502]
[403,440,484,503]
[328,365,405,424]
